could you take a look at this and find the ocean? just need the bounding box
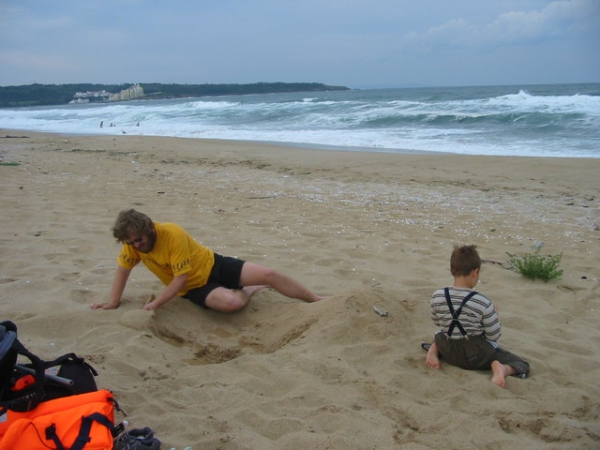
[1,83,599,158]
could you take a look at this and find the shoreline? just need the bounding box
[2,128,438,156]
[1,130,599,448]
[3,128,598,159]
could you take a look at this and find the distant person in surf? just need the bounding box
[423,245,529,388]
[91,209,325,313]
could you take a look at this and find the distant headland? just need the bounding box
[0,82,350,108]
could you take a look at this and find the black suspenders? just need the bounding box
[444,288,478,338]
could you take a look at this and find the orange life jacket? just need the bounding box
[0,389,116,450]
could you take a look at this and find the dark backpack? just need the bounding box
[0,322,17,391]
[0,320,98,413]
[0,320,46,413]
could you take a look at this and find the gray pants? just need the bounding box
[434,333,530,377]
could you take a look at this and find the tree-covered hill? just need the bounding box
[0,82,349,108]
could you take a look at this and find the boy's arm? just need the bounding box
[91,265,131,310]
[481,301,502,341]
[142,272,189,311]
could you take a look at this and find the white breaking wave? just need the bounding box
[1,84,599,157]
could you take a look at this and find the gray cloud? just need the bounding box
[1,0,598,87]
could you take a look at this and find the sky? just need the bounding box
[1,0,599,89]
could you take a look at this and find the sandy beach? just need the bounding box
[1,131,599,449]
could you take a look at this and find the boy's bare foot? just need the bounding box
[491,361,516,388]
[426,343,441,369]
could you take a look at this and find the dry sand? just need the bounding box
[1,131,599,449]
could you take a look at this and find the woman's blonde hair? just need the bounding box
[112,209,154,243]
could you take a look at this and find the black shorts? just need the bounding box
[182,254,245,308]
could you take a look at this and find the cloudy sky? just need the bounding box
[1,0,598,88]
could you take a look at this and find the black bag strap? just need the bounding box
[43,352,99,377]
[45,412,115,450]
[444,288,478,338]
[45,423,66,450]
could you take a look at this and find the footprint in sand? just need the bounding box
[69,289,93,304]
[54,271,80,282]
[0,277,17,284]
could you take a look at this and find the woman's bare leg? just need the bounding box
[205,285,268,313]
[239,262,325,303]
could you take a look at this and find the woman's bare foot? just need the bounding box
[426,343,441,369]
[491,361,516,388]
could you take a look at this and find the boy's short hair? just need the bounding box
[112,209,154,243]
[450,245,481,276]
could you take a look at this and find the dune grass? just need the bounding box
[507,252,563,282]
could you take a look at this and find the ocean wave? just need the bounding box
[1,83,598,157]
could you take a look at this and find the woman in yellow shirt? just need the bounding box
[91,209,325,313]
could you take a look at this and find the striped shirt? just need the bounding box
[430,287,502,341]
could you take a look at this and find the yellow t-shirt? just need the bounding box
[117,222,215,296]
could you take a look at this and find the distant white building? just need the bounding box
[70,90,111,103]
[108,84,144,102]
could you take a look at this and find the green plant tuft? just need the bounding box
[0,161,20,166]
[507,252,563,282]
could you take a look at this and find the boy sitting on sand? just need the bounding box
[424,245,529,388]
